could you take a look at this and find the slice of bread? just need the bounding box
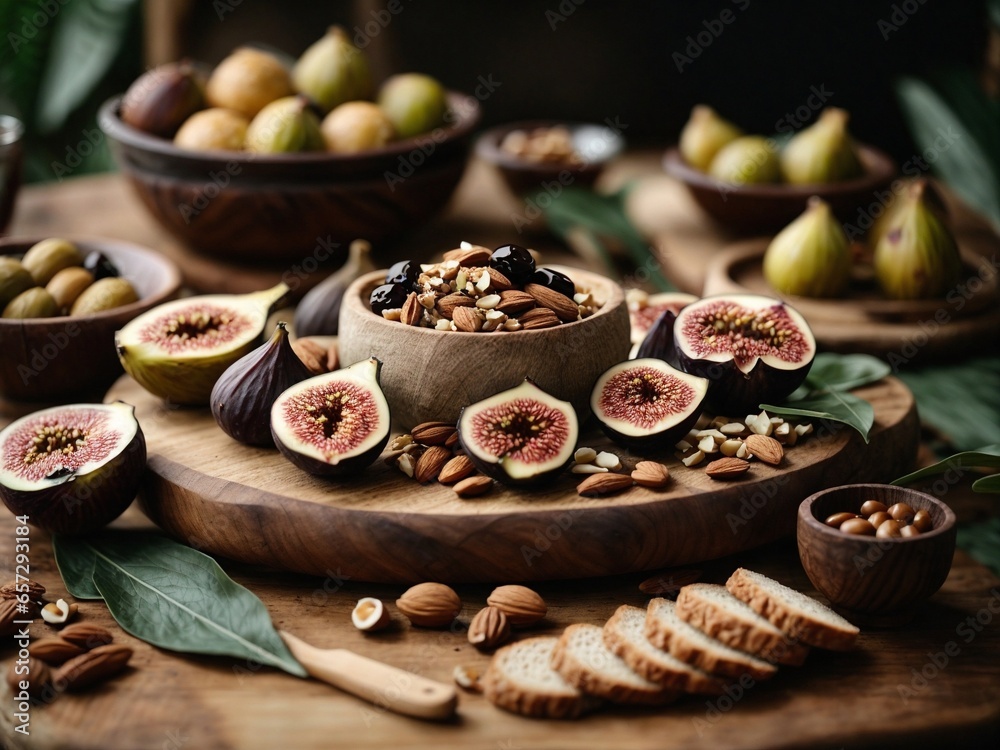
[645,598,778,681]
[726,568,860,651]
[551,623,679,705]
[484,636,601,719]
[603,604,727,694]
[676,583,810,666]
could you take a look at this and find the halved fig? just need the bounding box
[628,292,698,345]
[458,379,578,487]
[0,402,146,534]
[591,359,708,449]
[270,357,390,476]
[116,283,288,406]
[673,294,816,414]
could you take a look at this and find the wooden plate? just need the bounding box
[112,376,919,584]
[703,239,1000,361]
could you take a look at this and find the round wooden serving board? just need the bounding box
[111,376,919,584]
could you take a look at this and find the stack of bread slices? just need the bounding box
[483,568,859,719]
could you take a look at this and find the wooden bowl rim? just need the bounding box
[799,483,957,544]
[663,144,898,199]
[99,91,481,166]
[475,120,625,173]
[0,235,182,326]
[343,264,625,339]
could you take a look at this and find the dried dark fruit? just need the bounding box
[458,379,578,486]
[121,60,205,138]
[369,283,409,316]
[384,259,421,292]
[294,240,375,337]
[0,402,146,534]
[83,251,121,281]
[591,358,708,449]
[271,358,390,477]
[116,283,289,406]
[488,244,536,285]
[211,323,314,447]
[527,267,575,299]
[673,294,816,414]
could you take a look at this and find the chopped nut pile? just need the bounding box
[500,126,583,165]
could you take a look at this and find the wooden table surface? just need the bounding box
[3,157,1000,750]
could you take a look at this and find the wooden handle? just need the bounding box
[279,631,457,720]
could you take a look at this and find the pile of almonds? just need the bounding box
[2,580,132,700]
[385,245,599,333]
[290,337,339,375]
[388,421,494,498]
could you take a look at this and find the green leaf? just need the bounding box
[891,445,1000,487]
[895,77,1000,227]
[54,532,306,677]
[804,353,890,393]
[52,535,102,600]
[35,0,139,133]
[972,474,1000,493]
[761,391,875,443]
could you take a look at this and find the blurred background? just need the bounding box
[0,0,992,183]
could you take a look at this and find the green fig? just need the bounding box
[2,287,58,319]
[780,108,863,185]
[377,73,448,139]
[21,238,84,286]
[708,136,780,184]
[206,47,294,119]
[320,101,395,153]
[0,258,35,310]
[292,26,373,113]
[245,95,324,153]
[121,60,206,138]
[174,108,249,151]
[679,105,743,172]
[764,197,851,298]
[874,180,962,300]
[868,179,948,251]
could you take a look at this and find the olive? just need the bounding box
[83,251,120,281]
[839,518,876,536]
[876,519,903,539]
[824,512,856,528]
[888,502,915,524]
[369,283,408,315]
[867,511,892,529]
[489,244,535,285]
[528,267,575,299]
[912,509,934,532]
[385,260,420,291]
[860,499,888,516]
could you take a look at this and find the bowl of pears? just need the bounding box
[100,27,480,262]
[664,105,897,234]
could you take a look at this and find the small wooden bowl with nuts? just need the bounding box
[338,264,629,427]
[798,483,956,626]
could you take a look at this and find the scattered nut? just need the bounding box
[467,606,511,651]
[744,434,784,466]
[396,452,417,478]
[41,599,77,625]
[571,463,608,474]
[28,638,86,665]
[631,461,670,489]
[573,447,598,464]
[0,580,46,601]
[351,597,391,632]
[58,623,114,651]
[577,472,634,497]
[6,657,51,699]
[396,583,462,628]
[454,475,493,498]
[54,644,133,692]
[594,451,621,470]
[291,338,326,375]
[705,457,750,480]
[414,446,451,484]
[681,450,705,467]
[487,585,547,627]
[453,664,483,692]
[411,421,457,446]
[438,454,475,484]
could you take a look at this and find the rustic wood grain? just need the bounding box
[102,375,920,584]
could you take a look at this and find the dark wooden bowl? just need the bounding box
[0,237,181,403]
[99,92,481,263]
[663,145,897,234]
[798,484,956,626]
[476,121,624,197]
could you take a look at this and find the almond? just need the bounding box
[438,454,475,484]
[467,606,511,650]
[576,472,634,497]
[28,637,85,665]
[291,338,326,375]
[59,623,114,650]
[55,644,133,692]
[705,457,750,479]
[454,475,492,497]
[452,305,483,332]
[414,446,451,484]
[411,421,457,446]
[396,582,461,628]
[486,585,547,627]
[631,461,670,489]
[436,292,475,320]
[524,283,579,322]
[638,568,702,597]
[496,290,536,315]
[485,267,512,292]
[325,341,339,372]
[517,307,560,330]
[6,657,50,699]
[745,434,784,465]
[0,599,31,636]
[443,246,491,267]
[0,579,45,601]
[400,292,423,326]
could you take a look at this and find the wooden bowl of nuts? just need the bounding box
[798,483,956,626]
[337,251,630,427]
[0,236,182,403]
